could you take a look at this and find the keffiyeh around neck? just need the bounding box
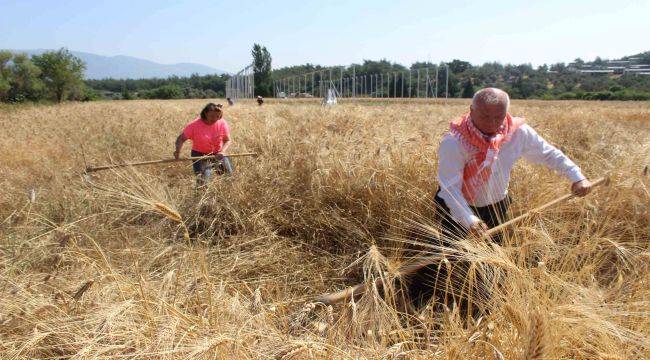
[449,113,524,202]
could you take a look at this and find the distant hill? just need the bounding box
[5,49,229,79]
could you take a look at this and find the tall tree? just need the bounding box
[9,53,44,101]
[0,51,12,101]
[32,48,85,102]
[461,78,474,98]
[447,59,472,74]
[252,44,272,97]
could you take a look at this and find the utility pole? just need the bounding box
[352,66,356,98]
[435,66,439,98]
[425,68,429,98]
[417,69,420,98]
[339,67,343,96]
[376,74,380,97]
[329,68,333,95]
[394,72,397,98]
[386,73,390,97]
[445,64,449,99]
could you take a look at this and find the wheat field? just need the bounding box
[0,99,648,359]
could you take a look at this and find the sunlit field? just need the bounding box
[1,98,648,359]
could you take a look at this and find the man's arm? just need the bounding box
[520,125,593,196]
[437,135,483,231]
[174,133,188,159]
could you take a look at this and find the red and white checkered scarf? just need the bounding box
[449,113,524,202]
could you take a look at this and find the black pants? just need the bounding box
[406,189,511,314]
[434,190,511,245]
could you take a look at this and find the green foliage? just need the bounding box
[204,89,218,98]
[141,84,182,99]
[32,48,85,102]
[80,86,100,101]
[2,47,648,103]
[85,73,227,100]
[0,51,12,101]
[9,54,44,101]
[252,44,273,97]
[121,81,133,100]
[461,78,474,98]
[622,51,650,64]
[273,54,650,100]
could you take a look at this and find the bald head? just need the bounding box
[471,88,510,111]
[469,88,510,136]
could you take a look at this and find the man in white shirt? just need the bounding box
[436,87,594,241]
[407,87,594,311]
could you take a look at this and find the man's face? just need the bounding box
[469,102,508,136]
[204,110,222,124]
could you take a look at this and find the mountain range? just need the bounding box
[5,49,229,79]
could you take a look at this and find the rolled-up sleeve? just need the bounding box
[520,125,585,183]
[437,135,481,229]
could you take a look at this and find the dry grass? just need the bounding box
[0,98,648,359]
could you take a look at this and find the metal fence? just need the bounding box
[225,64,254,100]
[273,65,451,99]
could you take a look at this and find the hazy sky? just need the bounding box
[1,0,648,72]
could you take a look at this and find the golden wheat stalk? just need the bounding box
[151,201,190,241]
[524,311,546,360]
[72,279,94,301]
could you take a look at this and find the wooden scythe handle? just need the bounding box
[85,152,258,173]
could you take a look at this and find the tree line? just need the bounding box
[271,55,650,100]
[0,48,87,102]
[85,73,230,100]
[2,47,649,103]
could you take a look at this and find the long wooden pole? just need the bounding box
[316,177,609,305]
[85,152,258,173]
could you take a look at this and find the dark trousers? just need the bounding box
[434,190,511,245]
[406,189,512,314]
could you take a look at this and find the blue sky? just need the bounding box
[1,0,648,72]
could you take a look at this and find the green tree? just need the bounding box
[593,56,605,66]
[0,51,12,101]
[447,59,472,74]
[252,44,273,97]
[550,62,567,73]
[121,81,133,100]
[9,53,44,101]
[143,84,182,99]
[573,58,585,68]
[32,48,85,102]
[461,78,474,98]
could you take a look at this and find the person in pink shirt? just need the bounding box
[174,103,233,185]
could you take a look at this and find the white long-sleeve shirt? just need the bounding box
[437,124,585,229]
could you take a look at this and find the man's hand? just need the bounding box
[173,150,180,160]
[571,179,593,197]
[214,153,225,161]
[469,221,489,238]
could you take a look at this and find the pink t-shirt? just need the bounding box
[183,117,230,154]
